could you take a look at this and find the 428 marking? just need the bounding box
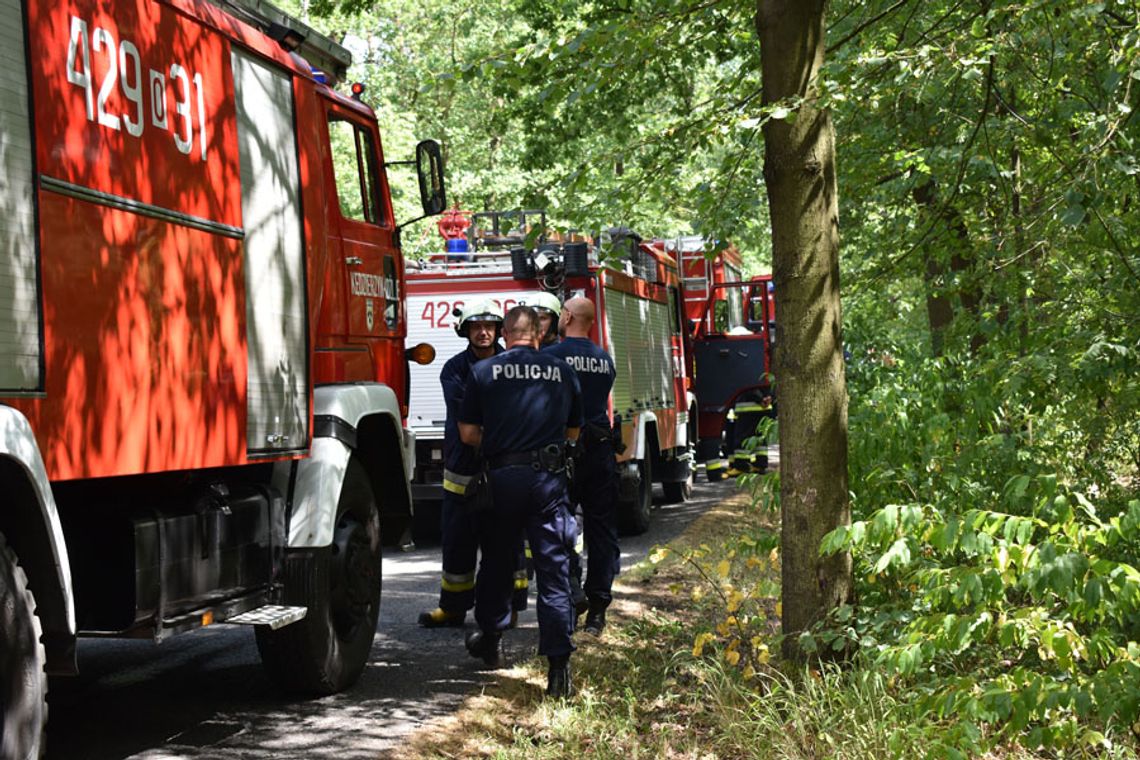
[419,298,519,330]
[66,15,209,161]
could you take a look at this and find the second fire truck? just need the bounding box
[406,211,695,535]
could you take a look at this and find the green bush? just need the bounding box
[811,329,1140,755]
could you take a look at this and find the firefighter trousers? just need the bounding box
[437,489,529,613]
[475,465,576,658]
[437,488,478,613]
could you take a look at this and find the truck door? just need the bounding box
[324,105,400,343]
[693,282,769,415]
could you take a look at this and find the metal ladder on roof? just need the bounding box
[206,0,353,85]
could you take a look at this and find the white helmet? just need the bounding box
[453,298,504,337]
[523,291,562,317]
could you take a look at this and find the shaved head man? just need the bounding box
[545,295,619,636]
[558,297,595,338]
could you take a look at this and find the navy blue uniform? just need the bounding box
[460,347,583,657]
[545,337,620,607]
[436,344,529,613]
[435,345,493,613]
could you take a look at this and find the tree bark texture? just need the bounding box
[755,0,852,660]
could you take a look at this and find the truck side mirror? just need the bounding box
[415,140,446,217]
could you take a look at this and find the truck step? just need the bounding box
[227,605,307,629]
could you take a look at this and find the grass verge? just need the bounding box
[387,485,1077,759]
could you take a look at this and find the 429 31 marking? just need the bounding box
[66,15,209,161]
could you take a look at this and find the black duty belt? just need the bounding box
[488,444,567,473]
[488,451,537,470]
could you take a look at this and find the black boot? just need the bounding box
[464,629,503,668]
[546,655,572,698]
[583,601,607,636]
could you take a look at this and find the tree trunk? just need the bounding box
[756,0,851,661]
[912,179,986,356]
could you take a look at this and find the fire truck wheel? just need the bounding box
[0,532,47,760]
[256,457,381,695]
[618,458,653,536]
[662,467,693,503]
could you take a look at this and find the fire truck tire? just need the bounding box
[618,458,653,536]
[0,532,47,760]
[256,457,381,696]
[662,467,693,503]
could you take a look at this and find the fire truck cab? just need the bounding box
[406,212,695,536]
[0,0,444,753]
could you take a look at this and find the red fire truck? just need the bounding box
[688,273,777,479]
[406,212,695,536]
[0,0,444,753]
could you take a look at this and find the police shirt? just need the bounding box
[440,343,502,473]
[544,337,616,427]
[459,346,583,459]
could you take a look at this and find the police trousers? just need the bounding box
[475,465,576,658]
[578,439,620,605]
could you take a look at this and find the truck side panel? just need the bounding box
[31,193,247,480]
[9,0,281,480]
[0,0,42,393]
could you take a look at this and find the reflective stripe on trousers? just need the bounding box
[443,468,475,496]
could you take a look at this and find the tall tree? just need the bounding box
[756,0,851,658]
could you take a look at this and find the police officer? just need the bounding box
[458,305,583,698]
[544,296,619,635]
[525,290,589,612]
[419,300,525,627]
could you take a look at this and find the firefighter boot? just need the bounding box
[418,607,466,628]
[583,600,608,637]
[546,655,573,699]
[464,629,503,668]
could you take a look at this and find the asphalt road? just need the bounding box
[44,476,739,760]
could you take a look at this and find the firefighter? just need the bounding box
[525,290,563,347]
[419,300,529,627]
[458,305,583,698]
[725,390,775,475]
[545,296,619,636]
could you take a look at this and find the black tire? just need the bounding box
[256,457,382,695]
[1,532,47,760]
[618,458,653,536]
[662,465,693,503]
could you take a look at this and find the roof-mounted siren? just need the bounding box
[208,0,353,86]
[563,241,589,277]
[510,247,536,280]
